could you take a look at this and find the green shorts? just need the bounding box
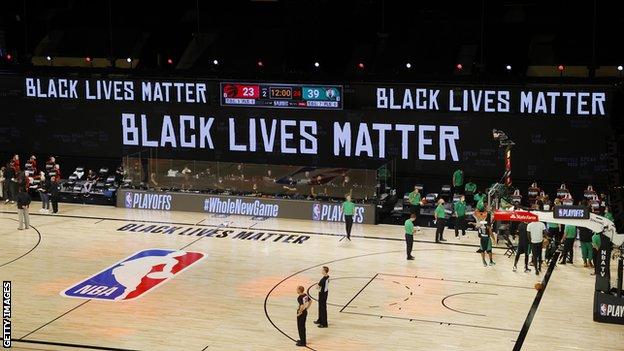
[480,236,492,253]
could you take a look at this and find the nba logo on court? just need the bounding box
[61,249,205,301]
[312,203,321,221]
[124,192,133,208]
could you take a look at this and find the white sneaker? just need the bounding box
[39,209,46,213]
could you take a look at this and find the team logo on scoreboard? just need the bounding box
[61,249,205,301]
[326,88,337,100]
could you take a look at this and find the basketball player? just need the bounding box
[343,194,354,240]
[453,195,467,238]
[476,220,495,267]
[527,220,546,275]
[578,226,594,268]
[296,286,312,347]
[404,212,416,260]
[408,186,421,216]
[314,266,329,328]
[513,221,531,273]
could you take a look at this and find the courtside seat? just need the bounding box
[105,175,116,186]
[74,167,85,179]
[64,174,78,189]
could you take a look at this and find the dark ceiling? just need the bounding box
[0,0,622,79]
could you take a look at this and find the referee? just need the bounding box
[296,286,312,347]
[314,266,329,328]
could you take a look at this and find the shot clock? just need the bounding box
[221,82,342,110]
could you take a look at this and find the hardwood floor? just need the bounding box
[0,202,621,351]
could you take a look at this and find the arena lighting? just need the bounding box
[456,63,463,70]
[618,65,623,71]
[357,62,365,69]
[46,55,52,61]
[6,54,12,61]
[213,59,219,65]
[558,64,565,71]
[257,60,264,67]
[167,58,174,65]
[126,57,132,63]
[505,64,512,71]
[314,61,320,68]
[85,56,92,63]
[406,62,412,69]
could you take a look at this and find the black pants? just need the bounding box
[514,243,529,269]
[561,238,574,263]
[405,234,413,258]
[345,215,353,238]
[318,292,328,326]
[410,204,420,216]
[531,242,542,272]
[297,311,307,343]
[454,216,465,237]
[51,196,59,213]
[8,181,17,201]
[435,218,446,242]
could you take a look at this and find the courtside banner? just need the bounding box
[493,210,539,222]
[117,189,376,224]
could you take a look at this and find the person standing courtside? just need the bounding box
[454,195,467,238]
[16,187,31,230]
[342,194,354,240]
[578,226,594,269]
[527,220,546,275]
[314,266,329,328]
[50,176,61,214]
[513,221,531,273]
[434,198,447,242]
[404,212,416,260]
[295,286,312,347]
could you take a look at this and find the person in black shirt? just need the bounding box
[314,266,330,328]
[16,187,31,230]
[513,222,531,273]
[50,176,61,214]
[578,226,594,268]
[38,171,51,212]
[4,163,16,204]
[296,285,312,347]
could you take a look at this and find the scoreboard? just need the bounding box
[220,82,343,110]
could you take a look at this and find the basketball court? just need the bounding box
[2,202,621,351]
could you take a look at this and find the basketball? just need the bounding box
[534,282,543,291]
